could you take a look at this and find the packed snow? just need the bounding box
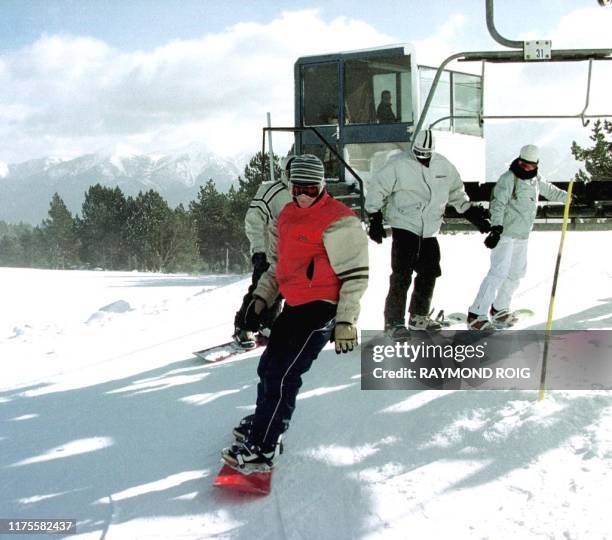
[1,231,611,540]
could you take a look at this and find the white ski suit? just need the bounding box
[470,169,568,315]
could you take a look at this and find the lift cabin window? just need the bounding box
[419,66,483,137]
[344,55,413,125]
[453,72,482,137]
[302,63,339,126]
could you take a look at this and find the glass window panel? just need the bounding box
[453,72,483,136]
[344,55,412,125]
[302,64,339,126]
[399,72,413,123]
[419,67,451,130]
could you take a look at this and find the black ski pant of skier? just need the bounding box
[234,262,283,331]
[384,228,442,326]
[248,300,336,451]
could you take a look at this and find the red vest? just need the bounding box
[276,193,356,306]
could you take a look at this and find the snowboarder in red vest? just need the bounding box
[222,154,369,470]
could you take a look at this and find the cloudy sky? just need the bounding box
[0,0,610,164]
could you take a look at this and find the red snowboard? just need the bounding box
[213,463,272,495]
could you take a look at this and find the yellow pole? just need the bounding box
[538,181,574,401]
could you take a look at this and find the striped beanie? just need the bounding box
[412,129,435,158]
[289,154,325,184]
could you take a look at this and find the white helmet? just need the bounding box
[412,130,435,160]
[519,144,539,165]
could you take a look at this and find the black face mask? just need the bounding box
[510,158,538,180]
[416,156,431,168]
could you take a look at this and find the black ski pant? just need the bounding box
[234,262,283,331]
[249,301,336,451]
[384,228,442,326]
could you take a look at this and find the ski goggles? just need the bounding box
[290,182,322,198]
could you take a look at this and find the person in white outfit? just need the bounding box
[233,155,294,346]
[365,129,491,337]
[467,144,569,330]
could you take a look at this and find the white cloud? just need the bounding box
[0,10,393,163]
[1,6,609,165]
[412,13,469,68]
[484,6,612,118]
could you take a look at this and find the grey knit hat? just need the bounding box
[289,154,325,184]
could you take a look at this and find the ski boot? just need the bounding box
[489,306,518,328]
[233,327,257,350]
[408,312,443,332]
[222,437,284,472]
[233,414,255,443]
[233,414,288,447]
[467,312,495,330]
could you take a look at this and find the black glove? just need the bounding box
[367,211,386,244]
[463,205,491,234]
[484,225,503,249]
[571,193,590,206]
[244,296,266,331]
[251,252,269,274]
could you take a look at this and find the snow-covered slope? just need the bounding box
[1,231,611,539]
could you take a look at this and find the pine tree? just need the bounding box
[124,191,200,272]
[78,185,129,269]
[571,119,612,182]
[190,179,230,271]
[0,235,23,267]
[124,190,170,271]
[167,204,200,272]
[19,227,48,268]
[242,151,282,198]
[225,152,283,271]
[42,193,79,269]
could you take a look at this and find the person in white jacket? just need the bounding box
[467,144,569,329]
[233,155,294,347]
[365,129,491,337]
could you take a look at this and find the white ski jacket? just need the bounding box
[244,179,292,255]
[365,151,471,238]
[490,169,567,240]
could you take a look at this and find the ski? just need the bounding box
[193,334,268,363]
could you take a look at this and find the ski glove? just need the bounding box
[251,252,269,275]
[571,193,590,207]
[367,211,386,244]
[334,322,358,354]
[463,205,491,234]
[484,225,503,249]
[244,296,266,331]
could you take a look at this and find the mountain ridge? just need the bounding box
[0,146,244,224]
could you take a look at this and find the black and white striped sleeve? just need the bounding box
[244,182,289,255]
[323,215,369,325]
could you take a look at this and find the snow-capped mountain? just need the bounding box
[0,145,244,224]
[0,124,589,225]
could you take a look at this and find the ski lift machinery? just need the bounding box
[262,0,612,229]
